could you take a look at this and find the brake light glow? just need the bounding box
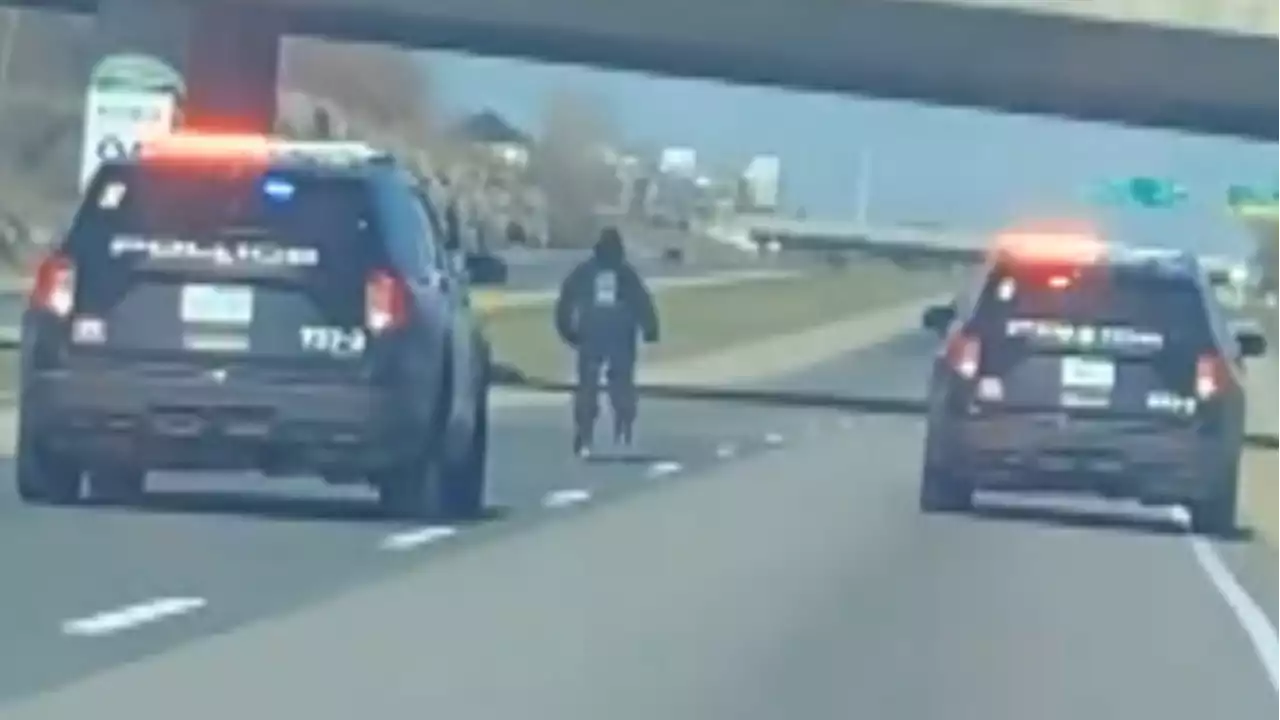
[30,252,76,317]
[946,333,982,379]
[1046,274,1073,289]
[365,269,408,333]
[1195,353,1229,400]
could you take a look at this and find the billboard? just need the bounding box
[79,53,185,191]
[659,147,697,178]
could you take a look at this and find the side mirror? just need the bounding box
[921,303,956,334]
[465,252,509,286]
[1235,328,1268,358]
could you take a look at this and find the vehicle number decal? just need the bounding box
[1146,391,1197,415]
[299,326,366,357]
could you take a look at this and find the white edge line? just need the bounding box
[543,488,592,509]
[380,525,458,551]
[1165,506,1279,692]
[62,597,208,637]
[646,461,684,479]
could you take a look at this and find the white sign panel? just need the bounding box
[743,154,782,210]
[79,89,176,191]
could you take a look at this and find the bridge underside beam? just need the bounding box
[286,0,1276,140]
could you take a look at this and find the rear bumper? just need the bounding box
[21,369,422,473]
[929,413,1232,502]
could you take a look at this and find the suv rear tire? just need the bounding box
[1188,459,1239,537]
[441,388,489,520]
[375,448,447,521]
[375,371,489,521]
[16,429,83,506]
[919,466,973,513]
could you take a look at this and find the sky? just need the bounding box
[420,49,1277,259]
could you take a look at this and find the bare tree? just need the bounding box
[531,86,620,248]
[279,38,438,151]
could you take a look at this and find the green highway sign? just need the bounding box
[1092,177,1188,209]
[1125,177,1188,208]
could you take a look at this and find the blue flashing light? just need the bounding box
[262,176,296,201]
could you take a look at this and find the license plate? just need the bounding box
[1060,355,1115,389]
[180,284,253,325]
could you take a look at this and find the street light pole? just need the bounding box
[853,149,872,231]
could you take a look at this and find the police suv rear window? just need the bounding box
[976,265,1212,349]
[70,165,378,267]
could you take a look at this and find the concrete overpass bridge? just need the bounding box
[7,0,1276,141]
[1,0,1271,312]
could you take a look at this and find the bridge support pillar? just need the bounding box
[96,0,282,133]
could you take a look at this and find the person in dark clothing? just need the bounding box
[554,227,660,457]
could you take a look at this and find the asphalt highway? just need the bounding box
[0,331,1276,718]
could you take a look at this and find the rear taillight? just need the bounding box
[1195,353,1229,400]
[365,269,407,333]
[945,332,982,379]
[30,252,76,318]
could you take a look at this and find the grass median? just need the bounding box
[481,263,948,381]
[1237,339,1277,549]
[0,264,948,402]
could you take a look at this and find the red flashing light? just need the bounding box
[138,132,273,163]
[991,220,1106,267]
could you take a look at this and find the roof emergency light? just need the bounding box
[138,133,382,166]
[991,222,1106,267]
[138,132,273,162]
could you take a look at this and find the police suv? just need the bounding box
[918,231,1267,535]
[18,135,492,520]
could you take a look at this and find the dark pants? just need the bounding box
[573,347,637,441]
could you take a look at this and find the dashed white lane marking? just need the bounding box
[543,488,592,509]
[763,432,785,447]
[646,461,684,479]
[380,525,458,551]
[1166,507,1279,692]
[715,442,738,459]
[838,416,856,430]
[62,597,207,638]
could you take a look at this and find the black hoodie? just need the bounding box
[554,229,659,352]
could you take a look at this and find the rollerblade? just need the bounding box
[613,415,634,448]
[573,424,595,460]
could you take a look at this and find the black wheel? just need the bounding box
[919,465,972,514]
[374,447,448,521]
[87,466,147,506]
[441,385,489,520]
[1189,458,1240,537]
[15,423,82,506]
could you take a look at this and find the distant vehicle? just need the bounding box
[661,246,685,265]
[18,134,493,520]
[918,230,1267,535]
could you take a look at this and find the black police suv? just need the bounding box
[918,244,1267,535]
[17,137,493,520]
